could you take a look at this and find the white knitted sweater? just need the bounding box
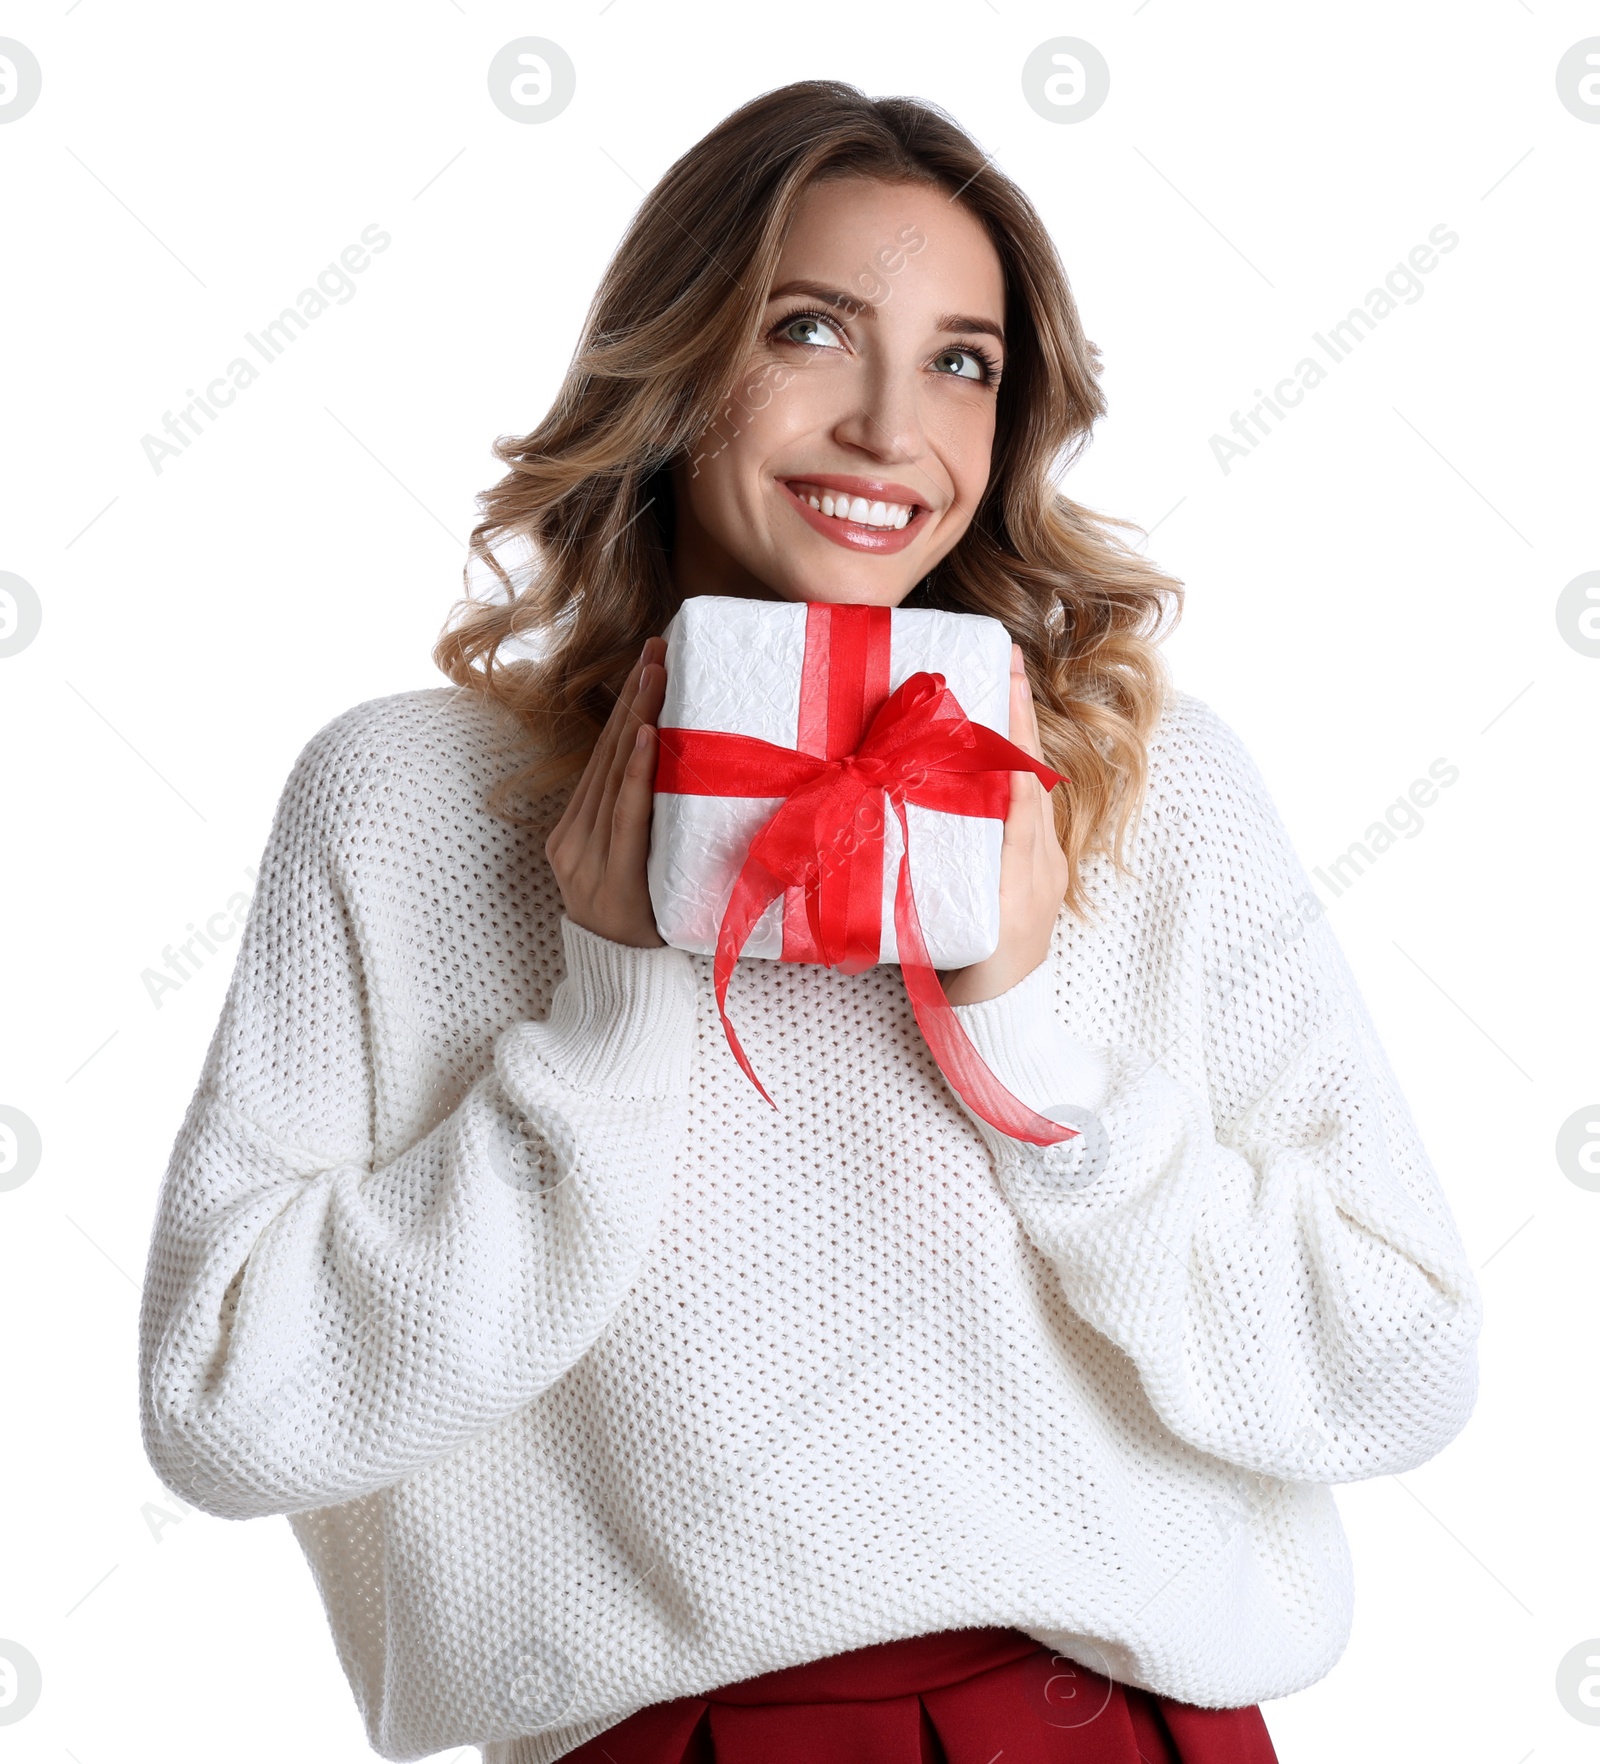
[136,682,1481,1764]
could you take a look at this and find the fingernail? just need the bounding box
[635,727,649,751]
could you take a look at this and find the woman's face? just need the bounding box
[668,177,1007,608]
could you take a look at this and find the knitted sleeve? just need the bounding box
[948,700,1483,1485]
[137,718,697,1522]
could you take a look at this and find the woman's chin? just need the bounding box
[754,567,917,609]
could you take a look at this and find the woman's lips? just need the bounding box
[777,478,930,555]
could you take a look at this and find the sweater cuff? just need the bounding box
[948,956,1110,1136]
[501,918,697,1100]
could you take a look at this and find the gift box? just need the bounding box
[648,595,1014,967]
[646,595,1078,1147]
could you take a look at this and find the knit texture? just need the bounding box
[136,683,1481,1764]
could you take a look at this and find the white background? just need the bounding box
[2,2,1596,1760]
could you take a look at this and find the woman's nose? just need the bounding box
[828,360,927,466]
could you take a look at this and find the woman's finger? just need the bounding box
[1002,657,1045,832]
[594,659,662,849]
[1000,760,1038,851]
[1009,647,1065,865]
[609,723,660,887]
[563,651,643,838]
[631,648,667,736]
[1010,645,1046,763]
[1001,668,1040,855]
[607,651,667,888]
[590,647,650,788]
[568,646,649,838]
[588,677,639,846]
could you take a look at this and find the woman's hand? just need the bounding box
[941,644,1069,1006]
[545,636,668,948]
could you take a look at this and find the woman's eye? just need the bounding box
[932,346,987,382]
[771,311,997,384]
[778,312,845,350]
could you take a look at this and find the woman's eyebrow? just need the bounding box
[766,279,1005,347]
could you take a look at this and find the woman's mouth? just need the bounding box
[778,478,931,555]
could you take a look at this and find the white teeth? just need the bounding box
[796,485,915,529]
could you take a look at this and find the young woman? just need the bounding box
[137,81,1483,1764]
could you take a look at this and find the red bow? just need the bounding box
[655,642,1080,1147]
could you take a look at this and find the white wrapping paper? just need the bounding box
[647,596,1014,967]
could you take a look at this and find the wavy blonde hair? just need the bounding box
[434,79,1182,919]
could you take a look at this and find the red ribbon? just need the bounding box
[654,603,1079,1147]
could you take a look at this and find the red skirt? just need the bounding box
[558,1626,1279,1763]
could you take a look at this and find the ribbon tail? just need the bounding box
[888,799,1079,1149]
[945,721,1066,794]
[713,853,787,1110]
